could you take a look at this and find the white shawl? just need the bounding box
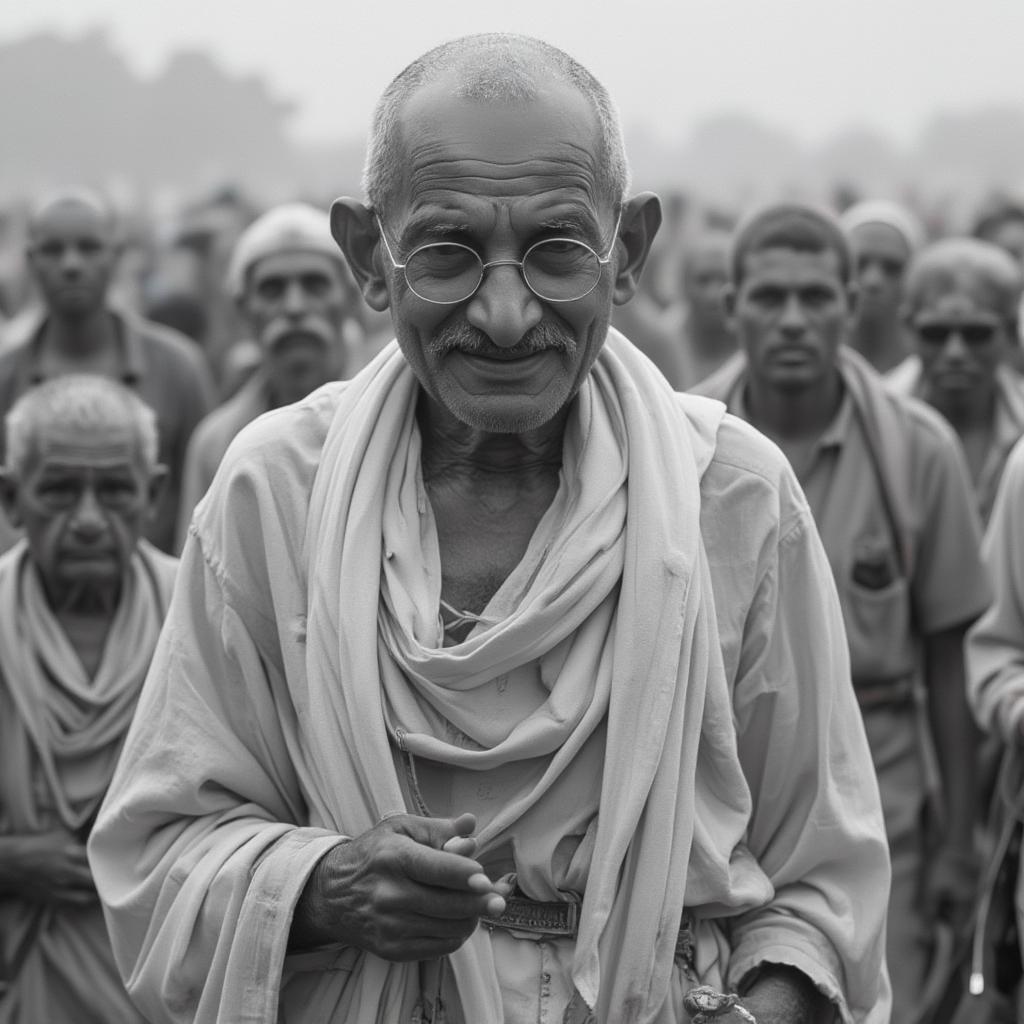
[298,330,750,1022]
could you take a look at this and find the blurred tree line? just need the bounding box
[4,27,1024,220]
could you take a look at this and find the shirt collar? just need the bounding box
[731,377,853,452]
[26,308,145,387]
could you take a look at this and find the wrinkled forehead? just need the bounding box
[393,77,605,219]
[30,425,144,472]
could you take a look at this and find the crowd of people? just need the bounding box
[4,30,1024,1024]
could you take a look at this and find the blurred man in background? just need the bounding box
[888,238,1024,524]
[667,227,736,388]
[841,199,924,374]
[0,376,176,1023]
[696,203,990,1021]
[176,202,368,544]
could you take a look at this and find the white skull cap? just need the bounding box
[839,199,925,255]
[225,202,342,298]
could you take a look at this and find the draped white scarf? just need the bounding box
[300,330,749,1023]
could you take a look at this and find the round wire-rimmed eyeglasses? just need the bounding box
[374,211,622,305]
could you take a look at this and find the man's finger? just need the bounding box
[386,812,477,850]
[395,839,487,891]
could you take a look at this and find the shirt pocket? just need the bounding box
[841,537,915,684]
[842,575,915,684]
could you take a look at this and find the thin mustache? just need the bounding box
[428,320,576,359]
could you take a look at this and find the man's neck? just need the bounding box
[42,308,118,360]
[744,368,844,442]
[418,395,567,481]
[417,394,567,620]
[925,382,996,433]
[46,578,122,682]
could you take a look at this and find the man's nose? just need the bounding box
[465,264,543,349]
[779,294,808,334]
[941,330,970,361]
[60,245,85,275]
[70,488,106,535]
[282,280,309,318]
[859,260,885,290]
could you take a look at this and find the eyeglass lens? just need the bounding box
[916,322,998,345]
[404,239,602,303]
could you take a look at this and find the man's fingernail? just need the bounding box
[467,873,493,892]
[485,895,506,916]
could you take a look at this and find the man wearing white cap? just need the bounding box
[176,203,365,546]
[840,199,925,375]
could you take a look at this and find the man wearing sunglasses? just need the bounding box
[887,238,1024,524]
[696,203,991,1021]
[90,36,889,1024]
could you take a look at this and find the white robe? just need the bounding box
[90,333,891,1023]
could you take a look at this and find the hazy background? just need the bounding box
[3,0,1024,219]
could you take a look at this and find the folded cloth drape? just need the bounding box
[297,329,752,1023]
[0,539,177,1023]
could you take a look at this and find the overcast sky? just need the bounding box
[2,0,1022,146]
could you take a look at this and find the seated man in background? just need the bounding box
[887,238,1024,524]
[0,375,177,1023]
[91,35,889,1024]
[840,199,923,375]
[0,189,214,554]
[695,203,990,1021]
[176,203,367,545]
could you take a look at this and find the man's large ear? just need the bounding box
[330,198,390,312]
[612,192,662,306]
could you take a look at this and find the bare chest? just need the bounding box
[427,477,557,618]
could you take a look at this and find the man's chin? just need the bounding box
[436,387,569,434]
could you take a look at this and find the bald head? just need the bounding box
[362,33,629,218]
[27,187,117,243]
[905,238,1023,322]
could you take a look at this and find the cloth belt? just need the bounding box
[481,896,698,972]
[853,675,915,712]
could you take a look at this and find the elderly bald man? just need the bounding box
[90,34,890,1024]
[0,375,176,1023]
[0,190,214,554]
[840,199,924,375]
[888,237,1024,524]
[175,203,366,547]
